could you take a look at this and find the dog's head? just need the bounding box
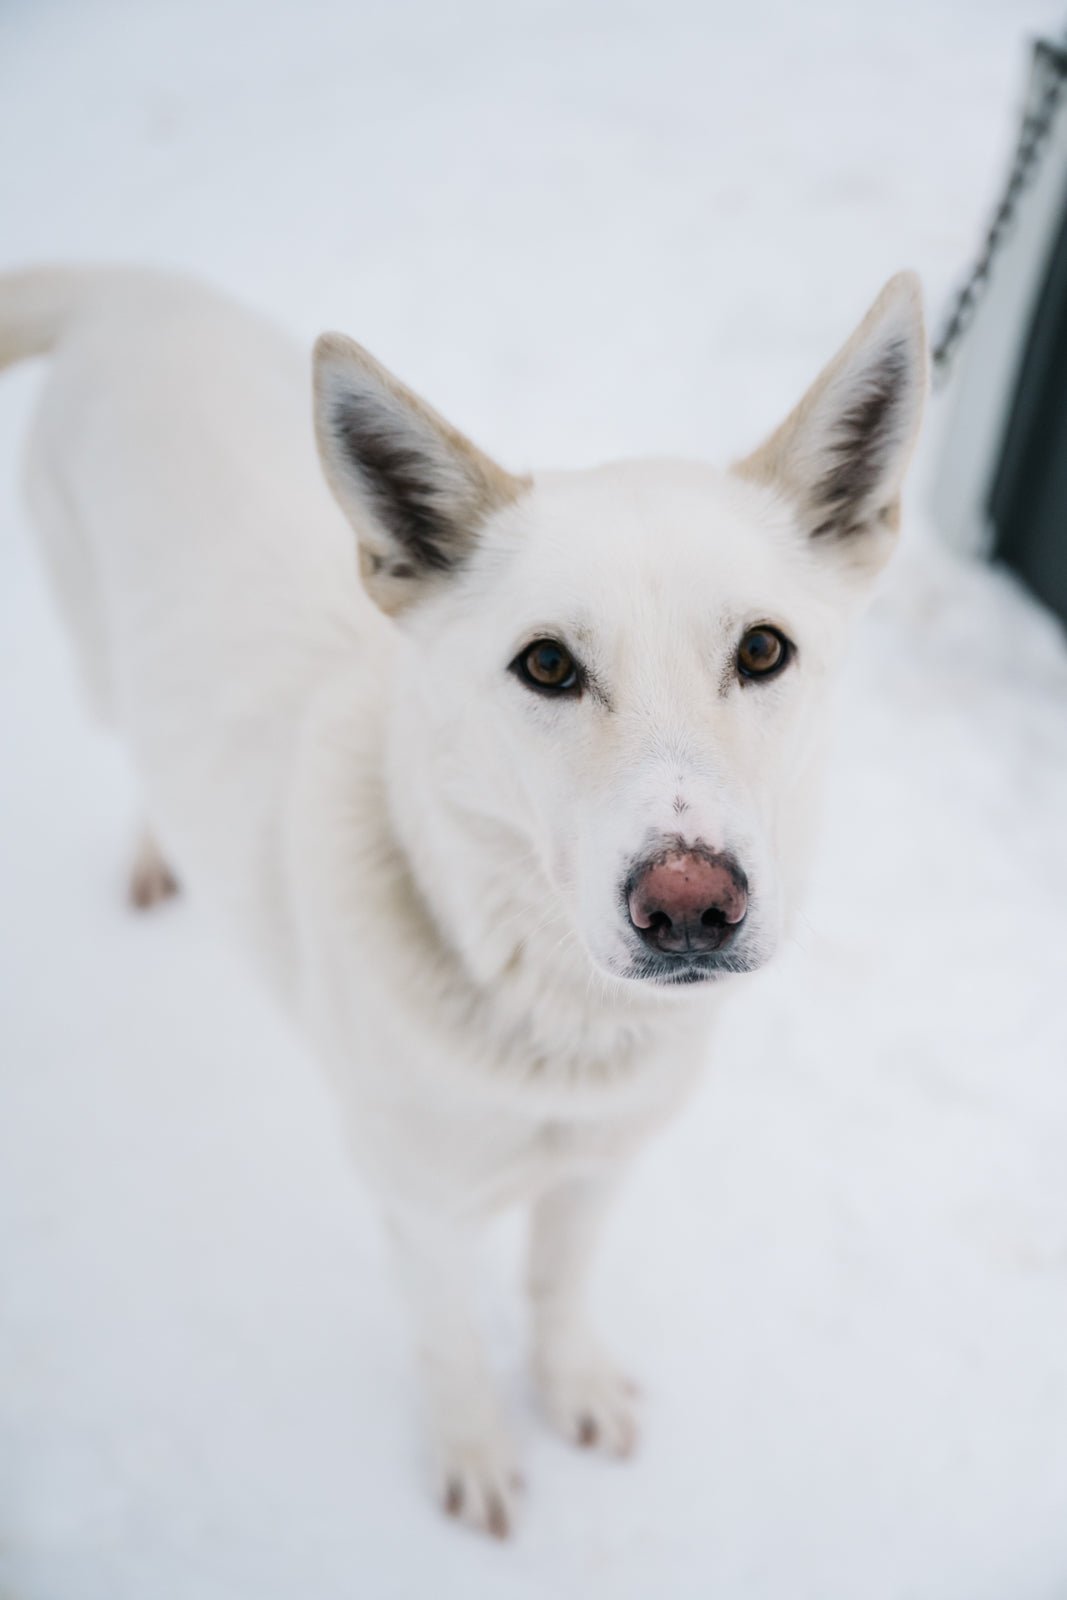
[313,275,925,993]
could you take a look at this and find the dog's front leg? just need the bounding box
[387,1208,521,1539]
[527,1172,639,1457]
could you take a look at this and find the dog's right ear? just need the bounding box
[313,334,527,614]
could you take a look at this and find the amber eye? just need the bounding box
[737,625,791,681]
[513,638,581,694]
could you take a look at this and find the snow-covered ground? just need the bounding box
[2,2,1066,1595]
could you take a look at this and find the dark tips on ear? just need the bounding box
[809,336,913,539]
[734,272,926,560]
[313,330,528,612]
[328,389,459,573]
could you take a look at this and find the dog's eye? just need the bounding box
[512,638,581,695]
[737,625,791,681]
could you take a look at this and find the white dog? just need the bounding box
[1,265,925,1537]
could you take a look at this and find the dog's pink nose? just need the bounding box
[627,850,748,955]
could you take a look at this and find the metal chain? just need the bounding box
[931,35,1067,387]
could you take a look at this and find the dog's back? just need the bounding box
[1,267,385,943]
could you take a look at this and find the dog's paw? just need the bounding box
[535,1336,640,1457]
[128,832,179,911]
[434,1429,524,1540]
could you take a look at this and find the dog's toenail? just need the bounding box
[444,1478,463,1516]
[486,1493,510,1539]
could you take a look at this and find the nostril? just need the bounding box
[648,910,673,935]
[700,906,727,930]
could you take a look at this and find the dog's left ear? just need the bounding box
[735,272,926,573]
[313,333,527,614]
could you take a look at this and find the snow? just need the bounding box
[2,1,1067,1595]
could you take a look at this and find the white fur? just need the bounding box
[0,264,925,1538]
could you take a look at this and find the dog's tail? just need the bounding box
[0,266,102,371]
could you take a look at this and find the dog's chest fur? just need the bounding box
[277,669,717,1212]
